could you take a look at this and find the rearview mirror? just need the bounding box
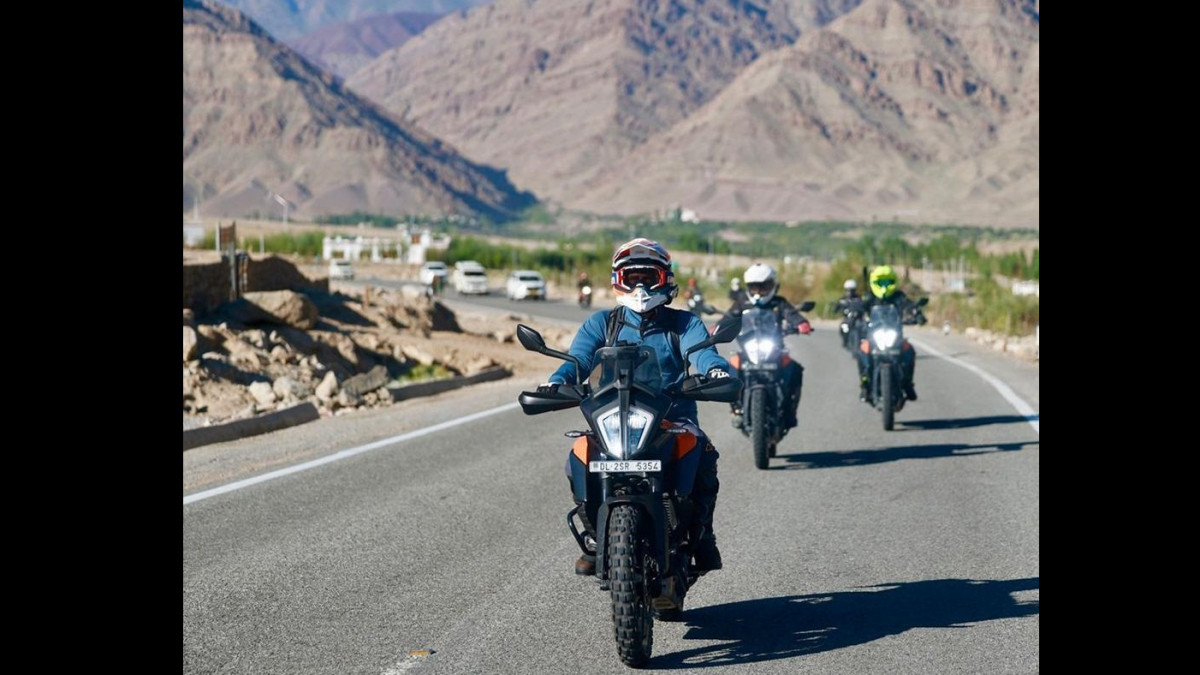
[798,300,815,312]
[516,324,546,351]
[516,323,583,382]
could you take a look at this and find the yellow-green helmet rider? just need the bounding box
[869,265,899,299]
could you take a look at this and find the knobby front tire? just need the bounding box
[609,505,653,667]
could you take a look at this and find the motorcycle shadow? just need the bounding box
[651,577,1039,669]
[899,414,1039,430]
[772,440,1037,470]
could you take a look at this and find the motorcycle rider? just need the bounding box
[728,277,748,309]
[576,271,591,303]
[539,238,733,576]
[720,263,812,431]
[834,279,864,348]
[857,265,927,402]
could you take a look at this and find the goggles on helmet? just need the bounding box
[613,264,669,292]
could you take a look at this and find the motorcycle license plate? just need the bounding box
[744,362,777,370]
[589,460,662,473]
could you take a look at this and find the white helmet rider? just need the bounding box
[743,263,777,305]
[843,279,857,292]
[610,238,677,314]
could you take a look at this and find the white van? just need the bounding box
[452,260,490,295]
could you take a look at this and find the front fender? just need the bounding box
[594,496,671,580]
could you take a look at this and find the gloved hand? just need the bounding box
[797,321,813,334]
[536,382,560,394]
[706,368,730,379]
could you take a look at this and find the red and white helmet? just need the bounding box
[610,238,676,313]
[743,263,777,305]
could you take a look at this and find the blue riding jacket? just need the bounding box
[547,305,731,422]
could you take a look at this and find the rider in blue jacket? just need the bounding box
[542,238,733,576]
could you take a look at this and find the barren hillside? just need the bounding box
[183,0,536,222]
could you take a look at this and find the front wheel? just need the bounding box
[750,388,769,470]
[880,363,895,431]
[609,505,653,667]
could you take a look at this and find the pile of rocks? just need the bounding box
[183,284,572,429]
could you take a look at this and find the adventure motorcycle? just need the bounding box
[728,301,814,469]
[578,284,593,309]
[860,297,928,431]
[516,321,741,668]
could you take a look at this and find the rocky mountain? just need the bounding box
[347,0,1036,229]
[183,0,536,223]
[218,0,492,41]
[347,0,816,205]
[288,11,445,80]
[572,0,1040,228]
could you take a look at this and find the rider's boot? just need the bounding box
[691,492,723,571]
[859,375,871,402]
[783,368,803,428]
[904,380,918,401]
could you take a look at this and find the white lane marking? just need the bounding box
[909,338,1039,434]
[382,654,429,674]
[184,402,521,506]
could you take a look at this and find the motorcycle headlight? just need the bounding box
[872,328,899,350]
[596,406,654,459]
[744,338,778,364]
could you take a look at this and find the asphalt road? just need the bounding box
[184,285,1039,674]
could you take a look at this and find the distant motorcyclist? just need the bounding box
[728,277,748,309]
[720,263,812,430]
[834,279,865,349]
[576,271,594,307]
[539,238,732,576]
[857,265,927,402]
[684,277,710,315]
[835,279,862,312]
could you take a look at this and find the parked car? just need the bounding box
[506,270,546,301]
[419,261,450,286]
[328,259,354,280]
[452,260,490,295]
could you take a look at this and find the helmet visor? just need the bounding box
[746,280,776,297]
[614,265,668,292]
[874,278,895,289]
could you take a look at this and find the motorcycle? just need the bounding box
[516,320,741,668]
[860,297,928,431]
[578,284,593,309]
[728,301,815,469]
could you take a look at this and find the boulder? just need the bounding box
[241,290,319,329]
[341,365,390,397]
